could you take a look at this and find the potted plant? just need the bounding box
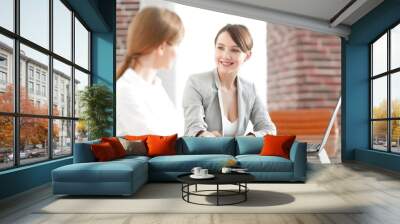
[79,84,113,140]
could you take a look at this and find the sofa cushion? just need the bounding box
[148,154,235,172]
[179,137,236,155]
[147,134,177,157]
[236,155,293,172]
[260,135,296,159]
[118,138,147,156]
[101,137,127,158]
[236,137,263,155]
[91,142,118,161]
[114,155,150,164]
[52,158,147,183]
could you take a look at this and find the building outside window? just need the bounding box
[28,66,34,80]
[41,73,46,83]
[35,70,40,81]
[28,81,34,94]
[0,54,7,88]
[41,85,46,97]
[0,71,6,86]
[35,83,40,95]
[0,0,91,170]
[371,23,400,154]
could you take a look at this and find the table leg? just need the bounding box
[195,184,197,192]
[245,183,247,201]
[217,184,219,206]
[181,184,183,199]
[187,184,190,202]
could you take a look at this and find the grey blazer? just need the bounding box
[182,70,277,137]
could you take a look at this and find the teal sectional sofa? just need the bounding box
[52,137,307,196]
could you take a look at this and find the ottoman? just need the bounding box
[52,157,148,196]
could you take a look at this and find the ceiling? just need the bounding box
[227,0,353,23]
[167,0,384,38]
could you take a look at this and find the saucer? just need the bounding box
[190,174,215,179]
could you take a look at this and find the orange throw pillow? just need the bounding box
[91,142,117,161]
[101,137,127,158]
[259,135,296,159]
[146,134,177,157]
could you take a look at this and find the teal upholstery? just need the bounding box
[236,155,293,172]
[236,136,263,155]
[52,137,307,195]
[52,158,148,195]
[290,141,307,181]
[73,139,100,163]
[178,137,236,155]
[149,154,234,172]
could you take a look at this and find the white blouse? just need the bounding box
[222,116,238,136]
[218,89,238,136]
[116,68,182,136]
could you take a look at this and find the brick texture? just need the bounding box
[116,0,140,65]
[267,24,341,110]
[267,24,341,159]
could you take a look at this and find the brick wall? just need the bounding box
[267,24,341,159]
[116,0,140,65]
[267,24,341,110]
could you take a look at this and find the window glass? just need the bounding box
[391,72,400,118]
[53,59,72,117]
[372,77,387,119]
[53,119,72,158]
[0,35,14,113]
[20,0,49,49]
[53,0,72,60]
[372,121,388,151]
[0,0,92,169]
[74,18,89,70]
[20,117,49,165]
[74,69,89,118]
[0,0,14,31]
[372,34,387,76]
[20,44,49,115]
[75,120,88,143]
[0,116,13,170]
[391,120,400,153]
[391,24,400,70]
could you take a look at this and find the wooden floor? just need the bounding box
[1,160,400,224]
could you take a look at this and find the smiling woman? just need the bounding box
[182,24,276,137]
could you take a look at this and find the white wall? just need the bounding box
[141,0,267,133]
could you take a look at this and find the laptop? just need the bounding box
[306,97,341,164]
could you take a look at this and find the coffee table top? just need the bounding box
[177,172,255,185]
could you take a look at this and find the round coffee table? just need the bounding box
[177,172,255,206]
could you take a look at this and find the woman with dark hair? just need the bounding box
[116,7,184,136]
[183,24,276,137]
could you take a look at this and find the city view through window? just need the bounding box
[0,0,90,170]
[371,23,400,153]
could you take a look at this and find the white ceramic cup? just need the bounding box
[221,167,232,174]
[200,169,208,176]
[191,167,202,176]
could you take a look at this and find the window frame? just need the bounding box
[0,0,92,171]
[370,21,400,154]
